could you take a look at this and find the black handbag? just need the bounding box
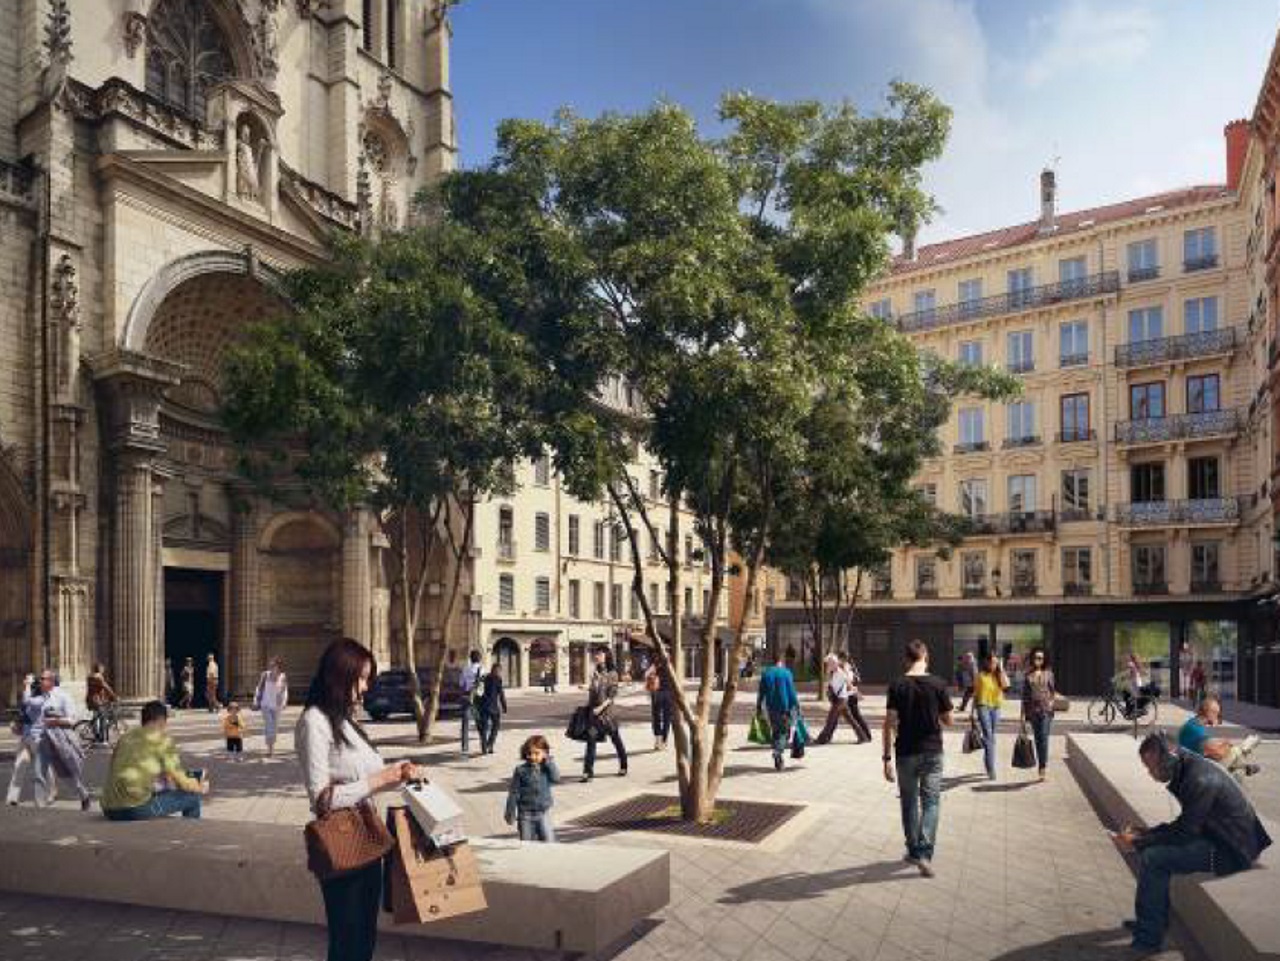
[1011,727,1037,769]
[565,706,594,743]
[962,716,985,754]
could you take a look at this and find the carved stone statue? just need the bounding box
[378,178,399,231]
[257,5,279,78]
[235,121,266,202]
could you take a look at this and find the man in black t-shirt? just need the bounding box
[883,639,953,877]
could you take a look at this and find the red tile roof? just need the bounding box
[889,184,1232,276]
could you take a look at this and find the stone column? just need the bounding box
[342,509,372,646]
[112,454,156,699]
[229,497,260,697]
[518,641,530,690]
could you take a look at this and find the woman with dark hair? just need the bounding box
[476,663,508,755]
[581,647,628,782]
[296,638,426,961]
[1020,647,1058,782]
[973,652,1009,780]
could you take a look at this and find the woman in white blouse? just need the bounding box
[296,638,426,961]
[254,656,289,757]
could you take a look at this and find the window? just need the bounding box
[959,479,988,518]
[684,535,694,566]
[534,455,550,486]
[915,556,938,596]
[498,506,515,559]
[1187,374,1220,414]
[1006,401,1035,443]
[499,574,515,612]
[610,524,626,563]
[1191,543,1221,588]
[386,0,400,68]
[916,482,938,506]
[869,298,893,320]
[958,278,983,315]
[610,584,623,619]
[959,340,983,366]
[630,587,640,621]
[913,290,937,316]
[1185,296,1219,334]
[1063,547,1092,591]
[1188,457,1220,500]
[649,470,661,500]
[1059,256,1087,290]
[1131,463,1166,503]
[593,582,605,619]
[362,0,374,50]
[649,582,660,612]
[1128,307,1163,343]
[1008,475,1037,514]
[703,589,711,614]
[684,586,694,614]
[1007,330,1034,372]
[146,0,235,117]
[1132,545,1167,590]
[568,579,581,618]
[1011,549,1037,595]
[1062,469,1091,516]
[1184,227,1218,271]
[535,577,551,613]
[534,512,550,552]
[1060,393,1090,441]
[1007,267,1034,307]
[1059,320,1088,366]
[958,407,985,448]
[1127,239,1159,281]
[593,521,605,560]
[648,529,660,561]
[568,515,580,556]
[1130,382,1165,420]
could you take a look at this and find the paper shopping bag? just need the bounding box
[403,780,468,847]
[389,808,486,925]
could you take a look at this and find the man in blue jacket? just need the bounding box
[756,652,800,771]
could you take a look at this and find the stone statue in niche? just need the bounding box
[235,120,268,202]
[378,177,399,231]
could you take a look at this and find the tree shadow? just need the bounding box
[940,773,986,792]
[653,763,790,784]
[718,859,919,904]
[985,927,1146,960]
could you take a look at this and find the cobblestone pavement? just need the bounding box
[0,687,1205,960]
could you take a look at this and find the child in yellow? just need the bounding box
[221,701,246,760]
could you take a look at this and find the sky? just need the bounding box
[450,0,1279,246]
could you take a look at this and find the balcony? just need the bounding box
[496,540,517,562]
[1002,435,1042,450]
[896,271,1121,333]
[1058,507,1099,523]
[1059,352,1089,368]
[1190,580,1224,593]
[871,584,893,600]
[954,440,990,455]
[1114,327,1239,367]
[962,585,987,598]
[1007,359,1035,374]
[1011,582,1038,598]
[1114,498,1241,527]
[1056,429,1097,444]
[1133,581,1169,596]
[1184,254,1220,272]
[915,586,939,599]
[1128,266,1160,283]
[965,511,1056,536]
[1064,582,1094,597]
[1114,408,1241,446]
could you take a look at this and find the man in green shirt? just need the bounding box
[102,700,209,820]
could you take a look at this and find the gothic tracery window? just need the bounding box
[145,0,235,118]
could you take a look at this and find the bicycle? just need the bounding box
[76,701,128,749]
[1087,684,1160,736]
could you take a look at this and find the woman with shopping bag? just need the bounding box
[296,638,428,961]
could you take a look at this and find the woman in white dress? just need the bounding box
[254,657,289,757]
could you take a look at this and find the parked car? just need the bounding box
[364,668,466,722]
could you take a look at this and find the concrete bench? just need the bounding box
[0,807,669,956]
[1067,732,1280,961]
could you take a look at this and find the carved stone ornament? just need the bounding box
[377,72,393,108]
[256,4,280,81]
[41,0,73,104]
[123,11,147,59]
[51,254,81,330]
[295,0,329,17]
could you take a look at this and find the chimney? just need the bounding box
[1225,119,1250,192]
[1038,168,1056,234]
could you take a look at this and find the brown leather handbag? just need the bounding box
[304,785,394,881]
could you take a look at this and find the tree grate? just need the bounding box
[571,793,803,844]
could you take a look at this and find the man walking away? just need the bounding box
[883,640,953,877]
[459,650,484,756]
[205,653,221,712]
[756,651,800,771]
[1113,734,1270,953]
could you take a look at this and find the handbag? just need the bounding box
[1011,726,1037,769]
[1052,694,1071,713]
[792,709,810,747]
[565,705,595,743]
[748,712,772,746]
[304,786,395,881]
[962,715,985,754]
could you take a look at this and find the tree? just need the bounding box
[439,83,1012,821]
[221,227,542,740]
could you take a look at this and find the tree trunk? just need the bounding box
[421,496,475,742]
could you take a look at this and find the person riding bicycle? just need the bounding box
[1117,654,1157,719]
[85,663,118,744]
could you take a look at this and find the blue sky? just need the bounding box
[450,0,1278,245]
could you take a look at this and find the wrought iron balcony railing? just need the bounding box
[1114,408,1241,445]
[1056,429,1097,444]
[1115,327,1238,367]
[1114,498,1240,527]
[964,511,1056,536]
[1007,358,1035,374]
[896,271,1120,333]
[1184,254,1220,272]
[1190,580,1223,593]
[1057,508,1097,523]
[962,585,987,598]
[1011,582,1038,598]
[915,586,939,599]
[954,441,990,454]
[1133,581,1169,596]
[1003,435,1042,449]
[1064,582,1094,597]
[1059,352,1089,368]
[1128,266,1160,283]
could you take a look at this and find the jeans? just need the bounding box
[976,706,999,778]
[767,710,792,761]
[477,711,501,753]
[583,726,628,776]
[318,859,382,961]
[650,692,672,741]
[517,811,556,842]
[260,708,280,749]
[896,751,943,861]
[1028,713,1052,772]
[104,790,203,820]
[460,704,476,753]
[1133,837,1217,948]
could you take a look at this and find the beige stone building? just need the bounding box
[0,0,455,705]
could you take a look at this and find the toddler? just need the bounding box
[221,701,246,759]
[504,735,560,842]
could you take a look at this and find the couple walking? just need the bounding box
[814,652,871,744]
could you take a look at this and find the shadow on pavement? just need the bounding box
[986,927,1152,960]
[718,859,919,903]
[940,773,986,792]
[970,780,1037,794]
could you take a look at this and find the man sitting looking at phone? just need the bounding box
[102,700,209,820]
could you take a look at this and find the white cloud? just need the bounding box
[1021,0,1159,88]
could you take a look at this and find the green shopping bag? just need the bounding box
[748,712,772,745]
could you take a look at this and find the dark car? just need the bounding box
[364,668,466,722]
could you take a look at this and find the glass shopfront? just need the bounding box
[1114,622,1171,695]
[1188,620,1237,701]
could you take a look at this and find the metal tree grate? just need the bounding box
[572,793,803,843]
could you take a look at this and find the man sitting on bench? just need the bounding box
[102,700,209,820]
[1178,696,1261,782]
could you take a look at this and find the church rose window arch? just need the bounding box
[145,0,241,118]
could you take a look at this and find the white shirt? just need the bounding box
[256,670,288,711]
[296,706,384,813]
[461,663,483,694]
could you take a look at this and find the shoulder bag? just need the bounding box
[304,784,394,881]
[962,714,985,754]
[1011,724,1037,769]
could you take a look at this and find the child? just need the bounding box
[221,701,246,760]
[504,735,560,842]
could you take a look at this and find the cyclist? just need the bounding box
[85,662,118,744]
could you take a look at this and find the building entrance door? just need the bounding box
[164,569,222,708]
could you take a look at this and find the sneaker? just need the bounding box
[80,796,93,812]
[917,860,935,878]
[773,753,783,771]
[618,768,628,777]
[580,774,593,783]
[903,854,920,867]
[1246,764,1262,777]
[1241,734,1261,755]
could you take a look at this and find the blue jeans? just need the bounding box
[460,704,476,752]
[517,811,556,842]
[767,710,792,761]
[104,790,202,820]
[477,711,501,753]
[1133,837,1217,948]
[976,706,999,778]
[896,751,943,861]
[1028,713,1052,772]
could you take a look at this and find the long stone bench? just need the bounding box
[1067,732,1280,961]
[0,806,669,956]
